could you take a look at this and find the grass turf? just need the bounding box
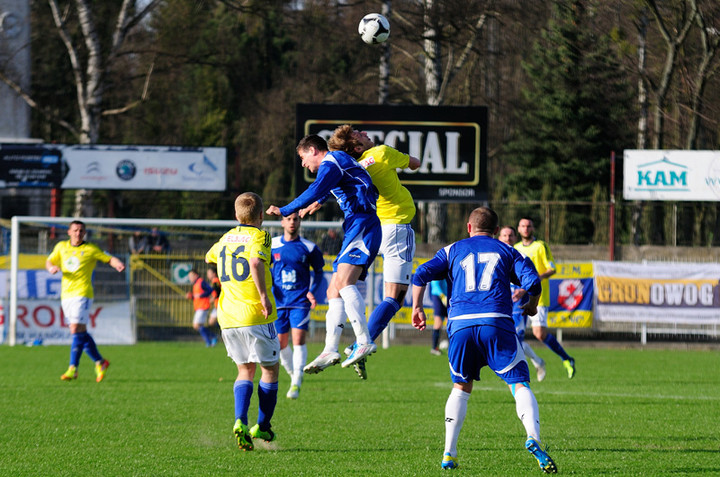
[1,342,719,475]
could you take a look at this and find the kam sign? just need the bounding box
[623,149,720,201]
[296,104,488,201]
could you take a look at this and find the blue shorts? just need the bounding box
[447,324,529,385]
[334,214,381,281]
[275,308,311,334]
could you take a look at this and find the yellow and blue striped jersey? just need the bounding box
[514,239,555,307]
[205,225,277,329]
[358,145,415,225]
[47,241,112,299]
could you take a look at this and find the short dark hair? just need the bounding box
[297,134,328,154]
[468,206,498,233]
[70,220,85,228]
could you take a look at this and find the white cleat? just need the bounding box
[303,351,341,374]
[286,385,300,399]
[536,359,546,382]
[341,343,377,368]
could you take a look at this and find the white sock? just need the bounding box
[338,285,371,345]
[292,344,307,386]
[323,298,346,353]
[279,345,293,376]
[514,384,540,441]
[522,341,543,368]
[444,388,470,457]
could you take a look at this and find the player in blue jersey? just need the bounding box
[411,207,557,473]
[266,134,381,374]
[271,212,325,399]
[498,225,546,382]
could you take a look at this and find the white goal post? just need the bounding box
[7,215,354,346]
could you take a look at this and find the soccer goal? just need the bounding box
[5,215,355,346]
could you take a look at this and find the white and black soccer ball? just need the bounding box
[358,13,390,45]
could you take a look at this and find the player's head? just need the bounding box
[206,266,217,280]
[517,217,535,240]
[188,269,199,282]
[281,212,301,238]
[498,225,517,246]
[235,192,264,225]
[467,206,498,236]
[328,124,373,159]
[68,220,86,246]
[297,135,329,173]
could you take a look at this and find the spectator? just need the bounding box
[128,230,149,255]
[319,228,343,255]
[149,227,170,253]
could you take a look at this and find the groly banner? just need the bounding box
[594,261,720,324]
[296,104,488,202]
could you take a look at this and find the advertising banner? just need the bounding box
[594,261,720,324]
[623,149,720,201]
[60,145,226,191]
[0,144,62,188]
[296,104,488,202]
[548,263,594,328]
[0,299,135,345]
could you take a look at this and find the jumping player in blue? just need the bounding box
[266,134,381,374]
[411,206,557,473]
[271,212,325,399]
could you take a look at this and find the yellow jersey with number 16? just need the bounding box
[205,225,277,329]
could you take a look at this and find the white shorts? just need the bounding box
[379,223,415,285]
[61,297,92,325]
[222,324,280,366]
[527,306,548,328]
[193,309,210,326]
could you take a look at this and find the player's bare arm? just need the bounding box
[266,205,281,216]
[46,260,59,274]
[520,294,540,316]
[408,155,421,170]
[306,291,317,309]
[299,201,322,218]
[249,257,272,318]
[109,257,125,273]
[411,284,428,330]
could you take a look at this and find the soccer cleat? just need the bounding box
[209,337,218,348]
[303,351,341,374]
[60,366,78,381]
[536,358,546,382]
[441,452,459,469]
[430,348,442,356]
[344,345,354,357]
[249,424,276,442]
[286,385,300,399]
[562,358,576,379]
[341,342,377,368]
[525,436,557,473]
[95,359,110,383]
[353,357,367,380]
[233,419,254,451]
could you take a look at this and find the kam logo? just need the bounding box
[635,157,689,192]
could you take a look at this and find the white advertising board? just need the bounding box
[623,149,720,201]
[60,145,226,191]
[0,299,135,345]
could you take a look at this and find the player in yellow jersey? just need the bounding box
[326,125,420,378]
[46,220,125,382]
[205,192,279,451]
[515,217,576,379]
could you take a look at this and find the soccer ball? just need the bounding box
[358,13,390,44]
[439,339,449,351]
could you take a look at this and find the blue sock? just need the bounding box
[69,333,84,367]
[234,380,253,425]
[198,326,212,345]
[432,329,440,349]
[257,380,278,431]
[83,332,103,362]
[543,333,571,361]
[368,297,402,342]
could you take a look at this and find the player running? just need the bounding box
[270,212,325,399]
[266,134,381,374]
[411,207,557,473]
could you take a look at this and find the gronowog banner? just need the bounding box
[0,299,134,345]
[548,263,593,328]
[593,261,720,324]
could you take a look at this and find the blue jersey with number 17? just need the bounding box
[412,235,541,337]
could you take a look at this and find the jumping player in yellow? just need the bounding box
[46,220,125,382]
[206,192,279,451]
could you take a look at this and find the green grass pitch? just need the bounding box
[1,341,719,475]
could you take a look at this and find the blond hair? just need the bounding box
[327,124,362,158]
[468,206,498,234]
[235,192,263,224]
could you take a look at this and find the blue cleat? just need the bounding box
[441,452,459,470]
[525,437,557,473]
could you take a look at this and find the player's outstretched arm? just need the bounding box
[109,256,125,272]
[411,284,428,330]
[266,205,281,216]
